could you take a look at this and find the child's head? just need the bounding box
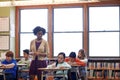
[78,49,86,59]
[5,51,14,62]
[69,52,76,62]
[57,52,66,63]
[23,49,29,58]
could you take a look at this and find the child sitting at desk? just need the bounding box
[77,49,88,80]
[47,52,71,80]
[17,49,31,80]
[0,51,17,80]
[65,51,86,80]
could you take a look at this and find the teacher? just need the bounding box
[29,26,49,80]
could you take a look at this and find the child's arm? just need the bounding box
[76,58,86,66]
[62,62,71,68]
[47,63,56,68]
[2,63,15,68]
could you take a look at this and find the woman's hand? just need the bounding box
[38,53,47,57]
[29,52,39,56]
[30,52,46,57]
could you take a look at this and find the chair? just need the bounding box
[0,70,6,80]
[68,66,80,80]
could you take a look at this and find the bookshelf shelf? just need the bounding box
[87,58,120,80]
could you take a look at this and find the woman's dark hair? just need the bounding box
[69,52,76,58]
[33,26,46,35]
[5,51,14,58]
[78,49,86,59]
[56,52,66,67]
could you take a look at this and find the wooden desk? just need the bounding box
[17,63,29,79]
[17,63,28,72]
[17,63,27,66]
[38,67,69,80]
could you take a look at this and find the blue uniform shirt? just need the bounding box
[2,59,17,77]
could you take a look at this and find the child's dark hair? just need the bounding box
[23,49,29,55]
[55,52,66,67]
[69,52,76,58]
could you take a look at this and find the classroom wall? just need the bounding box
[0,7,10,16]
[0,7,15,57]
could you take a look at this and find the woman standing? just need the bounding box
[29,26,49,80]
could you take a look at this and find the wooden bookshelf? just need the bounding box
[87,58,120,80]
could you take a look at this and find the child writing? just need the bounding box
[47,52,71,80]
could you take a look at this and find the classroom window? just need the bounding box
[53,8,83,56]
[20,9,48,56]
[89,6,119,57]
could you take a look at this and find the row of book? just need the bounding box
[87,70,103,78]
[88,62,120,69]
[87,70,120,79]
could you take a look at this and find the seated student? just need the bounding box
[17,49,31,80]
[47,52,71,80]
[65,52,86,80]
[77,49,88,80]
[0,51,17,80]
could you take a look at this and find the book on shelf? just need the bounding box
[96,71,102,78]
[114,71,120,79]
[115,62,120,69]
[108,70,113,78]
[96,62,102,69]
[88,62,95,69]
[103,62,108,69]
[107,62,114,69]
[87,70,90,77]
[89,70,94,77]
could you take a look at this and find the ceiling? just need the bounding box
[0,0,118,7]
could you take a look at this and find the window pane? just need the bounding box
[20,9,48,32]
[89,32,119,57]
[20,9,48,56]
[20,33,47,56]
[54,33,82,56]
[89,7,119,31]
[54,8,83,32]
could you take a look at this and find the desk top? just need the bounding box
[17,63,27,66]
[38,67,70,71]
[20,69,29,72]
